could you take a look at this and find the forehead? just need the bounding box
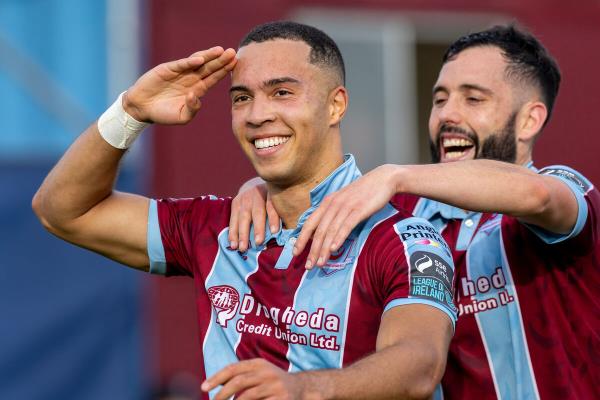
[232,39,318,86]
[436,46,508,90]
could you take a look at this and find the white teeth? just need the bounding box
[443,138,473,148]
[254,136,290,149]
[445,151,464,159]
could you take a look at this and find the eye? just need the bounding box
[233,94,251,104]
[467,97,483,104]
[274,89,292,97]
[433,97,447,106]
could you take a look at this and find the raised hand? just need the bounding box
[123,46,237,124]
[294,164,399,269]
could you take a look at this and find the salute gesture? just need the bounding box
[123,46,237,124]
[32,45,237,270]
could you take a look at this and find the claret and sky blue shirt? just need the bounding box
[147,154,457,399]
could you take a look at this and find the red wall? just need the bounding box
[148,0,600,386]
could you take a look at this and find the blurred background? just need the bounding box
[1,0,599,399]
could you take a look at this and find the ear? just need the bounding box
[328,86,348,126]
[516,101,547,144]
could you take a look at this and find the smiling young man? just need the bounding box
[32,22,456,399]
[229,25,600,399]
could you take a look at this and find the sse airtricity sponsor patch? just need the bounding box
[395,217,456,313]
[409,251,456,312]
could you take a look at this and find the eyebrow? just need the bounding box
[230,76,301,94]
[432,83,493,96]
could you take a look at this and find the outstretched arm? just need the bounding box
[202,304,453,400]
[228,159,579,268]
[297,160,578,267]
[32,47,237,269]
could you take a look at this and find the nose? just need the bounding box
[245,96,276,128]
[435,96,462,126]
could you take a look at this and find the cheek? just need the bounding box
[428,110,439,139]
[230,111,246,143]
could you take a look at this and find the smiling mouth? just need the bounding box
[253,136,290,150]
[441,135,476,161]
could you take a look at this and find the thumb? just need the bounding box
[181,92,202,122]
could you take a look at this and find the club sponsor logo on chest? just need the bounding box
[458,267,515,316]
[207,286,342,351]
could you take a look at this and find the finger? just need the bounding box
[296,203,330,268]
[236,384,270,400]
[224,56,238,72]
[251,198,267,245]
[229,196,241,250]
[317,207,352,265]
[332,210,362,251]
[320,205,352,253]
[294,205,324,261]
[202,361,253,393]
[189,46,224,60]
[162,57,203,77]
[166,46,223,74]
[199,65,232,93]
[197,48,237,80]
[308,207,338,268]
[238,206,252,252]
[212,373,262,400]
[265,193,280,234]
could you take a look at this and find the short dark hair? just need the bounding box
[443,24,561,125]
[240,21,346,85]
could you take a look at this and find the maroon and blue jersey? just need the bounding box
[394,164,600,400]
[147,155,457,399]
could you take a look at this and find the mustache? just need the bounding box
[438,123,472,137]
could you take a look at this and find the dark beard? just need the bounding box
[429,112,517,164]
[478,112,517,163]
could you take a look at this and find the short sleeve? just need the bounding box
[380,216,458,328]
[147,195,231,276]
[525,165,594,244]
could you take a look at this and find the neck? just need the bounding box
[268,153,344,229]
[516,151,533,166]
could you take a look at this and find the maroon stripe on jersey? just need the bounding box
[501,195,600,399]
[342,210,412,366]
[235,240,309,370]
[157,197,233,394]
[443,314,497,399]
[184,198,232,387]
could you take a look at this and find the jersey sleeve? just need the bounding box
[524,165,597,247]
[147,195,231,276]
[371,215,458,328]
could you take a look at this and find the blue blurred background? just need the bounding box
[1,1,599,399]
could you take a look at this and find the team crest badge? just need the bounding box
[207,285,240,327]
[322,239,356,276]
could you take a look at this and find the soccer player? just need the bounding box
[32,22,456,399]
[229,25,600,399]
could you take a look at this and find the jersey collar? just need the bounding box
[259,154,362,247]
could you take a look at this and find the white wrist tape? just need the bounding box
[98,92,150,149]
